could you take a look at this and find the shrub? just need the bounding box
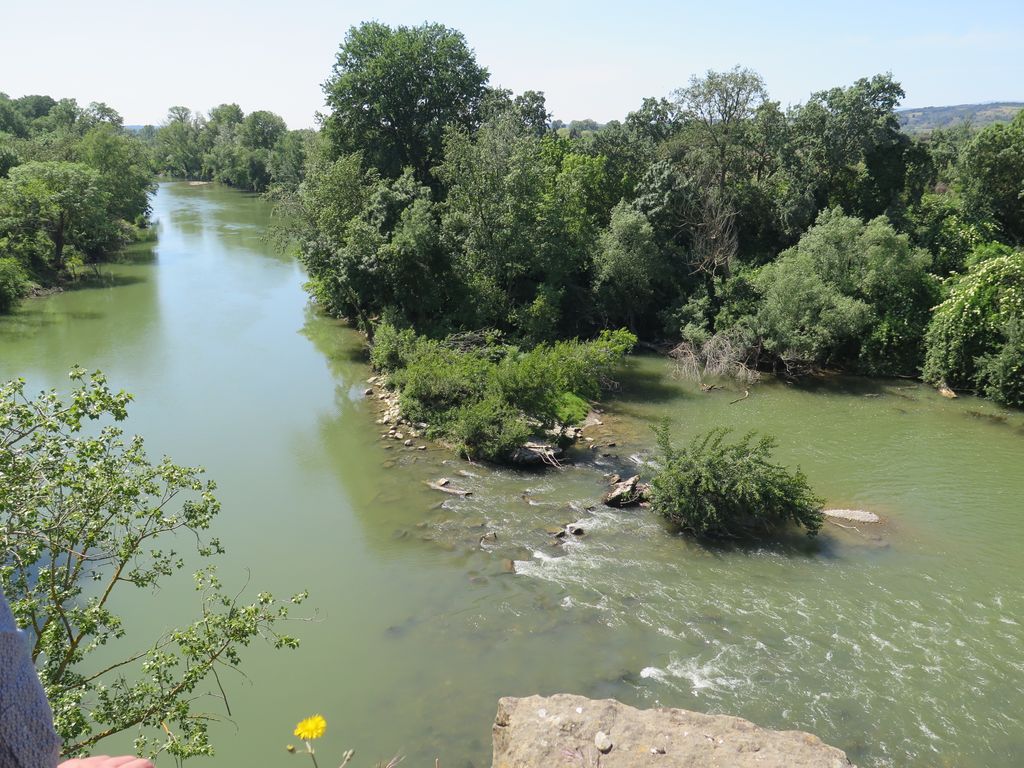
[369,321,423,373]
[649,423,824,539]
[369,324,635,463]
[923,249,1024,393]
[975,319,1024,407]
[449,394,532,460]
[0,256,26,313]
[394,346,491,425]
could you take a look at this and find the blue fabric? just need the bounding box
[0,591,61,768]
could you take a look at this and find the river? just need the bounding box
[2,182,1023,767]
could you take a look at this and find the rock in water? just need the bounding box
[492,694,854,767]
[824,508,880,523]
[602,475,651,508]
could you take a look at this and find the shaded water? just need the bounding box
[2,183,1022,767]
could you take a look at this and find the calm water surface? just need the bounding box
[2,183,1022,767]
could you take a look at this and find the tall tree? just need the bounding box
[322,22,489,182]
[0,161,114,273]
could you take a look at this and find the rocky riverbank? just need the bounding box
[492,694,854,767]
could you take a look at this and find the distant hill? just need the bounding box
[898,102,1023,133]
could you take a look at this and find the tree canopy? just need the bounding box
[322,22,489,183]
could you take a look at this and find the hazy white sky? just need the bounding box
[2,0,1022,128]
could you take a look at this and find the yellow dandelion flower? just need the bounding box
[294,714,327,741]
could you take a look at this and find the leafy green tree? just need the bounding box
[153,106,204,178]
[79,124,154,222]
[750,208,937,374]
[439,114,607,340]
[0,369,303,760]
[593,201,660,330]
[959,110,1024,243]
[0,160,116,274]
[924,248,1024,397]
[650,423,824,539]
[672,66,768,192]
[322,21,490,182]
[909,192,997,275]
[788,74,906,217]
[266,129,313,191]
[753,251,873,372]
[0,256,26,312]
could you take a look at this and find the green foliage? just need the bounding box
[909,193,997,275]
[649,423,824,539]
[974,318,1024,407]
[0,369,302,760]
[0,256,27,312]
[0,160,119,276]
[322,21,489,183]
[959,110,1024,243]
[449,394,532,461]
[593,201,660,330]
[148,104,296,192]
[371,324,635,461]
[753,251,873,369]
[750,208,937,375]
[79,123,154,222]
[924,249,1024,397]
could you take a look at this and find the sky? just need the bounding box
[1,0,1022,129]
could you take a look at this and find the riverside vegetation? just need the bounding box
[2,16,1024,763]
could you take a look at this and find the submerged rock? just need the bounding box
[492,694,854,768]
[824,508,880,523]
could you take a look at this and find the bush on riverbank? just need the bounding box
[0,257,27,312]
[923,248,1024,406]
[370,323,636,461]
[649,423,824,538]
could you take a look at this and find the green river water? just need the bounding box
[2,182,1023,767]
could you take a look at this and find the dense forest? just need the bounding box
[3,21,1023,421]
[269,22,1023,423]
[0,94,154,309]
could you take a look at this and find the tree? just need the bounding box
[923,247,1024,398]
[750,208,937,375]
[439,114,606,340]
[322,22,489,182]
[0,369,303,760]
[79,124,154,222]
[0,256,26,312]
[0,160,116,274]
[153,107,204,178]
[238,110,287,151]
[672,66,768,193]
[959,110,1024,243]
[649,423,824,539]
[593,201,660,330]
[787,74,906,217]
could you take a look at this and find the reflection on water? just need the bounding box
[1,183,1022,768]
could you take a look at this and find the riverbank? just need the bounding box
[3,183,1022,767]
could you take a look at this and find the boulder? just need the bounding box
[492,694,854,768]
[510,442,564,467]
[602,475,650,508]
[823,509,880,523]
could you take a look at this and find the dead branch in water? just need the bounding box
[729,390,750,405]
